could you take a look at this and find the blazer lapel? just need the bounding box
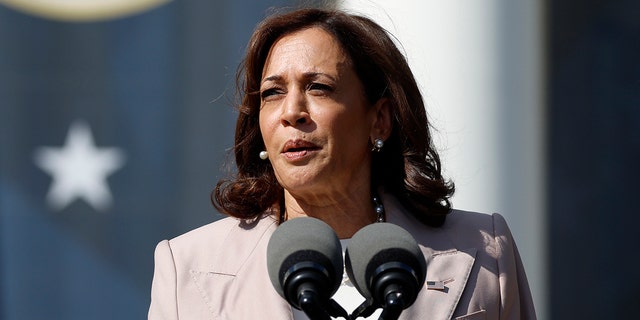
[408,247,477,320]
[383,193,478,320]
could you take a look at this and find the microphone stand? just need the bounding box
[350,298,379,319]
[349,295,403,320]
[378,291,404,320]
[298,287,330,320]
[349,265,419,320]
[296,283,351,320]
[327,299,352,320]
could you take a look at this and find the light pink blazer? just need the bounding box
[149,194,536,319]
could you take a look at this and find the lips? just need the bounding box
[281,140,320,160]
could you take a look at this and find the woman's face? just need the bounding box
[258,27,382,198]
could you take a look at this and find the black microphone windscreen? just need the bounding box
[344,223,426,299]
[266,217,343,299]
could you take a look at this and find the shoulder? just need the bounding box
[437,210,524,281]
[384,193,513,251]
[445,209,510,234]
[160,215,278,268]
[169,216,239,249]
[447,210,514,240]
[392,205,516,256]
[443,209,515,250]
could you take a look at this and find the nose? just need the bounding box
[280,90,310,127]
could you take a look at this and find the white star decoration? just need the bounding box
[34,120,126,212]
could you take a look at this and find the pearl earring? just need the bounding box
[372,138,384,152]
[259,151,268,160]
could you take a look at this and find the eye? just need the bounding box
[260,88,283,101]
[307,82,333,94]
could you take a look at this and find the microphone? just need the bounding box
[345,223,426,320]
[267,217,349,320]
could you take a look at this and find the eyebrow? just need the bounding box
[261,72,337,85]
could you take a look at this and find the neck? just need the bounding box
[283,189,376,239]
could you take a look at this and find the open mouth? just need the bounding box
[282,140,321,156]
[285,146,319,152]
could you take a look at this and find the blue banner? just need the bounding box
[0,1,296,318]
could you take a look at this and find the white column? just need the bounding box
[337,1,547,318]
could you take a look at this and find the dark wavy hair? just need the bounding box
[212,8,454,227]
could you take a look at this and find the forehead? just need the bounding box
[262,27,351,78]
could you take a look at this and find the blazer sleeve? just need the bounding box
[148,240,179,320]
[493,213,537,320]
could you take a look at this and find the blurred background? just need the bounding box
[0,0,638,319]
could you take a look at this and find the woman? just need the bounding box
[149,8,536,320]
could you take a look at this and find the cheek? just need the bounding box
[258,110,276,144]
[324,112,371,156]
[331,106,372,138]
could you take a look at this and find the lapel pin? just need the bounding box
[426,278,454,290]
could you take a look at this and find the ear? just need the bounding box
[370,97,392,141]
